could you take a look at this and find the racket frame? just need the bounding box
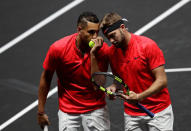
[91,72,155,118]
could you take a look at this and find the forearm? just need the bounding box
[90,37,104,75]
[38,71,52,113]
[138,66,167,101]
[90,53,100,75]
[38,82,50,113]
[138,78,167,101]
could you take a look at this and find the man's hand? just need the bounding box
[37,113,50,129]
[119,91,140,104]
[90,36,103,55]
[106,84,117,100]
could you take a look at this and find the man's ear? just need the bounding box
[77,26,82,32]
[120,24,125,29]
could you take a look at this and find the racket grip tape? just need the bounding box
[99,86,113,95]
[136,103,154,118]
[44,125,48,131]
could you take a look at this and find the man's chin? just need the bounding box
[114,43,121,48]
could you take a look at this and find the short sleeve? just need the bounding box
[144,40,165,70]
[43,45,57,71]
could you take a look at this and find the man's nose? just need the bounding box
[92,32,98,39]
[109,38,114,43]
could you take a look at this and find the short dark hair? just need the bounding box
[77,11,99,29]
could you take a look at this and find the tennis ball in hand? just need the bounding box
[89,41,95,48]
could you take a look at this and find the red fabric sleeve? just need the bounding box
[144,40,165,70]
[43,45,57,71]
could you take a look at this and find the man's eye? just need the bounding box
[88,30,96,35]
[108,33,115,39]
[108,34,114,39]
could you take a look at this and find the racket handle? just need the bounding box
[44,125,48,131]
[136,103,154,118]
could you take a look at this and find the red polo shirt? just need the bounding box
[108,34,171,116]
[43,33,109,113]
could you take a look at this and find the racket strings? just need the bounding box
[92,74,126,95]
[92,72,154,118]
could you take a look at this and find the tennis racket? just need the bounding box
[91,72,154,118]
[44,125,48,131]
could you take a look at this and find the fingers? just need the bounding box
[91,37,103,48]
[106,84,117,92]
[119,93,129,99]
[106,84,117,100]
[90,37,104,55]
[38,113,51,129]
[93,85,99,91]
[108,94,116,100]
[118,91,139,104]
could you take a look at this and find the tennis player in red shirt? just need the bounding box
[37,12,110,131]
[97,12,174,131]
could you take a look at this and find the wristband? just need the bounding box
[37,112,45,116]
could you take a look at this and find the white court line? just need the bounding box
[109,68,191,73]
[0,87,58,131]
[166,68,191,72]
[1,69,190,131]
[0,0,84,130]
[135,0,191,35]
[0,0,190,130]
[0,0,85,54]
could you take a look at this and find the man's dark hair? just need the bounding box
[77,11,99,29]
